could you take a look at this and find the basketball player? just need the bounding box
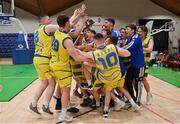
[29,4,87,115]
[50,15,90,122]
[137,25,154,105]
[79,33,132,118]
[29,15,58,115]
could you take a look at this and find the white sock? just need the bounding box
[31,100,37,107]
[43,101,49,108]
[62,108,67,115]
[147,92,151,95]
[96,101,100,106]
[114,98,124,104]
[129,99,136,106]
[87,80,91,86]
[104,106,109,111]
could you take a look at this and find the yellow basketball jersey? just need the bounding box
[93,44,121,83]
[34,25,54,58]
[142,37,151,62]
[50,30,72,71]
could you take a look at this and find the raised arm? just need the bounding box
[44,24,59,34]
[70,4,87,26]
[116,46,131,57]
[69,15,88,38]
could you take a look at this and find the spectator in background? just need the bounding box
[117,28,127,47]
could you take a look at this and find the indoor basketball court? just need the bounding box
[0,0,180,124]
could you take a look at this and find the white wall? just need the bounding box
[52,0,180,52]
[0,0,179,52]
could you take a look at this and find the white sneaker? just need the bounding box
[131,104,140,112]
[114,101,125,111]
[146,93,153,105]
[58,113,73,123]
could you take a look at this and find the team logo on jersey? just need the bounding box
[53,39,59,52]
[34,32,39,43]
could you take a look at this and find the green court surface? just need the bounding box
[0,64,37,102]
[149,66,180,88]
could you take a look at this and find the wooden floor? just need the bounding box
[0,74,180,124]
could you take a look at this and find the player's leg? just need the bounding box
[125,67,136,101]
[103,89,111,118]
[54,84,62,110]
[143,65,153,105]
[73,78,83,98]
[30,79,48,115]
[57,72,73,122]
[80,64,93,89]
[42,77,56,114]
[116,75,140,111]
[134,66,145,106]
[29,57,49,115]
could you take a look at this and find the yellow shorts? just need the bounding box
[117,74,125,88]
[70,58,84,79]
[104,82,119,91]
[33,57,52,80]
[53,70,72,88]
[92,67,119,91]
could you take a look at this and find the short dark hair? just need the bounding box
[105,18,115,26]
[119,28,126,32]
[138,25,148,36]
[107,35,118,45]
[57,15,69,27]
[39,14,49,21]
[126,24,137,33]
[94,33,104,41]
[102,29,111,36]
[88,29,96,35]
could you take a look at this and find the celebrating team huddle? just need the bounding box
[29,4,154,122]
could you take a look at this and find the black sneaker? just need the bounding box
[136,101,141,106]
[103,111,109,118]
[55,98,62,110]
[73,90,83,98]
[29,103,41,115]
[80,83,92,90]
[80,97,92,107]
[42,105,53,115]
[89,99,101,109]
[67,107,79,113]
[124,101,132,110]
[109,99,115,108]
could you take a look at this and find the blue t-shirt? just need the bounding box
[123,34,146,68]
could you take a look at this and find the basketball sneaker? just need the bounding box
[29,103,41,115]
[114,100,125,111]
[131,104,140,112]
[42,105,53,115]
[103,110,109,118]
[58,113,73,123]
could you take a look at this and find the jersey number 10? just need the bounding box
[98,52,118,69]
